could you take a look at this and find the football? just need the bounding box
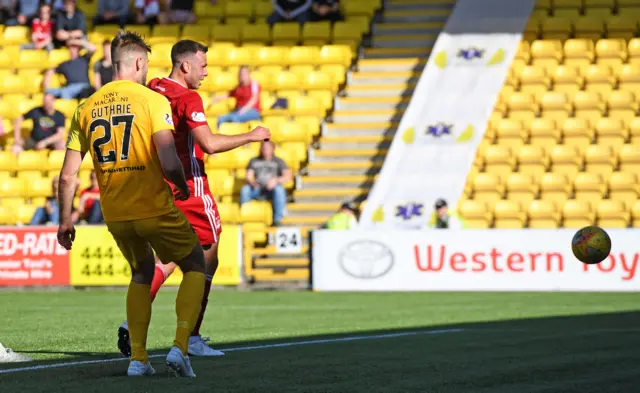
[571,226,612,265]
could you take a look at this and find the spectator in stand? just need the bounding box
[12,93,66,154]
[29,176,80,225]
[214,65,261,128]
[240,141,292,226]
[267,0,311,25]
[134,0,162,25]
[93,0,131,27]
[323,201,358,230]
[15,0,42,26]
[78,171,104,224]
[22,3,54,51]
[92,40,113,90]
[428,198,465,229]
[55,0,86,45]
[310,0,343,22]
[43,38,96,99]
[1,0,19,25]
[163,0,195,24]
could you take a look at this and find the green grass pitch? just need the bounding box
[1,291,640,392]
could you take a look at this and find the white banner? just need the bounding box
[311,229,640,292]
[360,0,535,230]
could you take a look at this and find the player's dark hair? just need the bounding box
[171,40,208,65]
[110,31,151,68]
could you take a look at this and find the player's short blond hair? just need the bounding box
[111,31,151,69]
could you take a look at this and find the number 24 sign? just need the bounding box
[275,227,302,253]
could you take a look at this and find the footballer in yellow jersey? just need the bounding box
[56,31,206,378]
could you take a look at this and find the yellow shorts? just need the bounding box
[106,206,198,271]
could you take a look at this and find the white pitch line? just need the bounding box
[0,328,463,374]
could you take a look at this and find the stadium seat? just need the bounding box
[507,92,538,122]
[595,39,628,67]
[596,200,629,228]
[595,118,627,149]
[606,16,637,39]
[217,202,241,224]
[574,91,604,123]
[23,177,52,198]
[289,96,324,117]
[607,91,637,122]
[573,18,604,40]
[273,121,308,144]
[0,177,22,198]
[18,50,49,71]
[583,144,616,178]
[493,200,525,228]
[539,92,570,121]
[608,171,638,206]
[472,173,503,204]
[505,172,537,204]
[561,118,593,154]
[457,200,491,228]
[320,64,347,85]
[241,23,270,45]
[583,64,614,95]
[254,46,288,67]
[2,26,29,45]
[148,44,174,68]
[549,145,582,179]
[552,65,582,97]
[618,64,640,93]
[47,150,65,171]
[148,24,181,44]
[529,118,560,148]
[332,22,362,49]
[225,1,253,19]
[573,172,606,205]
[539,172,571,206]
[563,39,595,69]
[211,25,241,44]
[530,40,563,70]
[274,71,300,91]
[518,65,550,96]
[319,45,351,67]
[303,71,335,92]
[18,151,48,172]
[181,24,210,43]
[618,144,640,173]
[562,199,595,228]
[287,46,320,66]
[0,205,17,225]
[254,1,273,18]
[516,145,548,182]
[303,21,332,46]
[631,200,640,227]
[272,23,300,46]
[241,201,272,225]
[528,200,560,228]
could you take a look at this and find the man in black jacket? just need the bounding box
[267,0,310,25]
[310,0,343,22]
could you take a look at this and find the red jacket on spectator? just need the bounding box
[32,18,53,45]
[230,80,261,112]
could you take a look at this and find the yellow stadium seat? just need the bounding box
[531,39,563,62]
[527,199,560,228]
[540,19,571,41]
[562,199,595,228]
[632,200,640,227]
[18,50,49,71]
[608,171,638,206]
[550,145,582,179]
[148,24,181,45]
[518,65,550,96]
[23,177,52,198]
[573,18,605,40]
[458,200,491,228]
[472,173,504,204]
[218,122,249,136]
[289,96,324,116]
[0,74,24,95]
[0,177,22,197]
[0,151,18,172]
[254,46,288,67]
[208,174,235,201]
[211,24,241,44]
[295,115,321,137]
[573,91,604,122]
[618,63,640,93]
[505,172,538,204]
[574,172,606,206]
[552,65,583,97]
[148,44,174,68]
[332,21,362,48]
[0,205,17,225]
[618,144,640,173]
[18,151,47,172]
[319,64,346,85]
[319,45,351,67]
[302,71,334,92]
[583,64,614,95]
[607,90,637,122]
[553,3,580,14]
[3,26,29,45]
[124,24,151,39]
[210,72,237,92]
[628,38,640,64]
[303,21,331,46]
[47,150,65,171]
[495,118,526,150]
[563,39,595,69]
[507,92,538,122]
[180,24,210,42]
[274,121,309,144]
[241,201,272,225]
[493,200,525,228]
[595,38,628,67]
[539,91,571,121]
[606,16,637,39]
[597,200,629,228]
[54,99,78,119]
[225,1,253,19]
[529,118,560,148]
[516,145,548,182]
[225,47,254,67]
[271,71,299,91]
[48,48,71,68]
[271,23,300,46]
[287,46,320,66]
[595,118,627,149]
[241,23,271,45]
[629,117,640,143]
[255,1,272,17]
[217,202,240,224]
[15,203,36,224]
[207,150,238,170]
[194,0,223,19]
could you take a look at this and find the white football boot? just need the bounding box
[188,336,225,357]
[127,360,156,376]
[166,346,196,377]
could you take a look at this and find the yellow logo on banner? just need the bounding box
[69,225,242,286]
[434,51,447,69]
[487,49,505,65]
[456,124,474,142]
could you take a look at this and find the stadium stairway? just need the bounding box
[283,0,455,227]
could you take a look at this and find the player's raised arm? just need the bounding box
[191,123,270,154]
[153,129,190,200]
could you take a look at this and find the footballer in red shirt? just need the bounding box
[117,40,270,357]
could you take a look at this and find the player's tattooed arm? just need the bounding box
[153,129,190,200]
[191,125,270,154]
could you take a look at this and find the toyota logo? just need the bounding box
[338,240,394,279]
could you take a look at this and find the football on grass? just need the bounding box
[571,226,611,265]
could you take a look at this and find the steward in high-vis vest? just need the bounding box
[323,201,358,230]
[428,198,465,229]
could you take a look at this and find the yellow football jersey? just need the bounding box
[66,80,177,222]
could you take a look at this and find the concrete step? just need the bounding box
[383,9,451,23]
[281,215,329,226]
[293,188,370,203]
[332,109,403,123]
[357,57,426,72]
[299,175,377,189]
[323,122,397,137]
[336,96,410,111]
[349,71,419,85]
[373,22,445,36]
[306,161,383,176]
[311,148,388,162]
[345,82,416,97]
[372,34,438,48]
[363,47,431,59]
[319,135,393,150]
[384,2,454,11]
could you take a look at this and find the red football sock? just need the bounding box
[150,264,167,302]
[191,274,212,337]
